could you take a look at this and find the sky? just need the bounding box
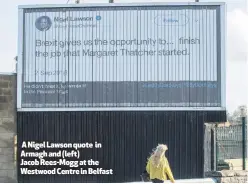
[0,0,247,113]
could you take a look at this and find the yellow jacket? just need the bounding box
[146,156,175,182]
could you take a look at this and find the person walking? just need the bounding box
[146,144,175,183]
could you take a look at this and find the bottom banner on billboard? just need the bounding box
[21,81,220,107]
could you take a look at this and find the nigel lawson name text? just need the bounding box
[54,16,93,22]
[24,141,93,150]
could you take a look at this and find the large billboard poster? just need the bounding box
[17,3,226,110]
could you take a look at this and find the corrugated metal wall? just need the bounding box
[17,111,226,183]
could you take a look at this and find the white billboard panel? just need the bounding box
[17,3,226,110]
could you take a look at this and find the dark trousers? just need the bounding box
[151,178,164,183]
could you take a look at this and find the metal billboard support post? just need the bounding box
[211,126,216,171]
[241,108,247,170]
[215,124,219,171]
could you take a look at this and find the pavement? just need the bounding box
[129,178,216,183]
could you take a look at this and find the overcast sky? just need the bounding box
[0,0,247,113]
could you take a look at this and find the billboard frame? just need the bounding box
[18,2,225,9]
[17,2,226,112]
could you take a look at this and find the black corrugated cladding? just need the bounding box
[17,111,226,183]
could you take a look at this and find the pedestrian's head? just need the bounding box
[151,144,168,167]
[154,144,168,156]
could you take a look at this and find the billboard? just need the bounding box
[17,3,226,110]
